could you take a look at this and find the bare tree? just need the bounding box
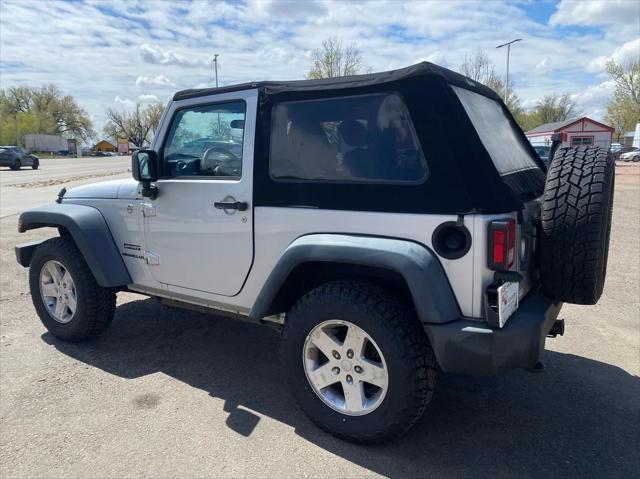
[459,50,521,114]
[104,102,165,147]
[460,51,501,87]
[307,37,366,79]
[534,94,580,123]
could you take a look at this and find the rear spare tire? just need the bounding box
[540,146,614,305]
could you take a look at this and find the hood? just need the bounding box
[64,178,140,200]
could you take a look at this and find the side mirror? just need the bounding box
[132,150,159,199]
[132,149,158,182]
[230,119,245,129]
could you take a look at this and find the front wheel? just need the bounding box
[32,159,39,169]
[29,237,116,342]
[281,280,437,444]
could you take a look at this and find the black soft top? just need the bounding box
[175,62,545,215]
[174,62,500,102]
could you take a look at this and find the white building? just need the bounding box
[526,117,614,149]
[24,134,68,152]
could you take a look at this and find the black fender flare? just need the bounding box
[250,234,461,324]
[17,203,132,288]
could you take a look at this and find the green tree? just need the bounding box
[307,37,366,79]
[0,85,94,145]
[104,102,165,147]
[604,59,640,140]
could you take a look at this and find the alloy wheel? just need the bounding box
[39,260,77,323]
[303,319,388,416]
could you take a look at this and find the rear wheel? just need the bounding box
[29,237,116,341]
[10,159,21,170]
[540,146,615,304]
[281,280,437,444]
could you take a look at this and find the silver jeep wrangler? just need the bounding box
[15,62,615,443]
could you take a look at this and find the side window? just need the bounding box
[270,93,427,183]
[162,101,246,178]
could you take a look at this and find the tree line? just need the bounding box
[0,85,94,146]
[3,38,635,149]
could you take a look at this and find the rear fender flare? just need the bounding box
[250,234,460,324]
[18,203,131,288]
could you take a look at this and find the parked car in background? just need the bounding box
[532,145,551,166]
[0,146,39,170]
[610,143,622,154]
[612,146,635,161]
[619,147,640,162]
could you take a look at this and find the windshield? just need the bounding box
[453,86,542,176]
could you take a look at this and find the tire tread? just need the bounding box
[540,146,614,304]
[282,280,437,444]
[29,237,116,341]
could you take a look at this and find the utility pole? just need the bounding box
[212,54,219,88]
[496,39,522,104]
[14,113,19,146]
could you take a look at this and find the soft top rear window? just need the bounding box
[453,86,541,176]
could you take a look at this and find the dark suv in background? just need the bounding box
[0,146,39,170]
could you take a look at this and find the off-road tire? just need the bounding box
[281,280,437,444]
[32,159,39,170]
[540,146,615,304]
[29,237,116,341]
[10,159,21,170]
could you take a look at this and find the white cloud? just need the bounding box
[114,96,135,108]
[573,80,616,120]
[140,44,206,67]
[136,75,175,87]
[138,94,160,103]
[1,0,637,130]
[535,58,552,76]
[414,51,450,69]
[260,0,328,19]
[549,0,637,26]
[588,38,640,73]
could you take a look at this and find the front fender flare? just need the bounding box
[250,234,460,324]
[18,203,132,288]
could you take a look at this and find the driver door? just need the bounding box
[142,90,256,297]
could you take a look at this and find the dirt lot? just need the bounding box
[0,168,638,478]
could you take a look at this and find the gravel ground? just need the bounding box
[0,168,638,478]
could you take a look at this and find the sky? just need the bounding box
[1,0,638,135]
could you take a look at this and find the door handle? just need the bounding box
[214,200,248,211]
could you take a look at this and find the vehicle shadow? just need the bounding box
[42,298,640,478]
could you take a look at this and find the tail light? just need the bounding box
[488,219,516,271]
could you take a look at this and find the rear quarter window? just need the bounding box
[269,93,428,184]
[453,86,541,176]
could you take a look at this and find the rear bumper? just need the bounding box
[424,292,562,375]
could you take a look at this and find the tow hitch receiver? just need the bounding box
[547,319,565,338]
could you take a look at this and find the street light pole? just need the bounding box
[496,39,522,104]
[212,54,219,88]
